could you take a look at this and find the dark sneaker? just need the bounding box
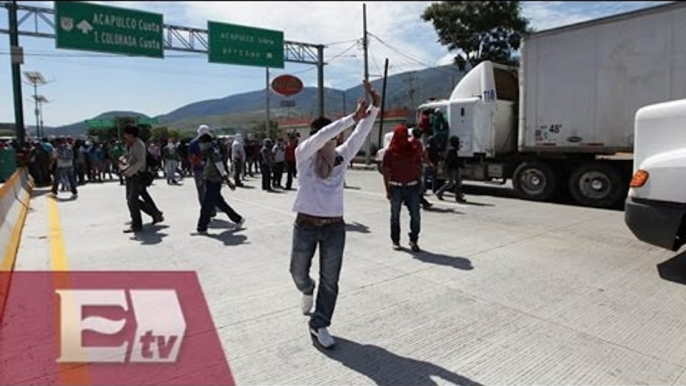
[409,242,421,253]
[153,212,165,225]
[392,243,402,251]
[123,227,143,234]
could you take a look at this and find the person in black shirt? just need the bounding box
[436,136,466,203]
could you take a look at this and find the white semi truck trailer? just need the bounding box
[417,2,686,208]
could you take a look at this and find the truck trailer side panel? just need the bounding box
[519,2,686,153]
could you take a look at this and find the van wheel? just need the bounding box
[569,163,624,208]
[513,161,558,201]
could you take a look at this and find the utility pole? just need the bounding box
[363,3,373,165]
[265,67,271,139]
[408,72,415,109]
[9,0,25,145]
[317,45,325,118]
[377,58,389,150]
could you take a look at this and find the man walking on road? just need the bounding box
[383,125,424,252]
[163,137,180,185]
[196,128,245,234]
[436,136,466,203]
[50,137,78,199]
[260,138,274,192]
[285,134,298,190]
[231,134,246,187]
[289,80,380,349]
[120,125,164,234]
[272,138,286,189]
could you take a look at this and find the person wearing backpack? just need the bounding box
[50,137,78,198]
[120,125,164,234]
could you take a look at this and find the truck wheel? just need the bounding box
[513,162,558,201]
[569,163,624,208]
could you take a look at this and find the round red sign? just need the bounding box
[271,74,304,97]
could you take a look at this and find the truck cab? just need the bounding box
[625,99,686,251]
[417,61,518,160]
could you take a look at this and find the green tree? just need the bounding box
[250,120,281,140]
[422,1,530,68]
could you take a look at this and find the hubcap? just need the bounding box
[520,169,547,196]
[578,171,611,200]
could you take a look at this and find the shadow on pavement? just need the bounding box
[236,184,255,189]
[346,222,370,234]
[424,207,464,215]
[401,249,473,271]
[657,251,686,285]
[208,219,236,229]
[31,188,52,198]
[192,229,249,246]
[344,186,362,190]
[130,225,169,246]
[318,338,483,386]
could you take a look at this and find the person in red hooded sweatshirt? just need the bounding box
[382,125,424,252]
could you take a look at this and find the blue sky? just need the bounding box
[0,1,669,127]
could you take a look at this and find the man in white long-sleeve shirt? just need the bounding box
[290,80,380,349]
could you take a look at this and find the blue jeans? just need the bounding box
[390,184,421,244]
[197,180,242,232]
[290,219,346,330]
[51,167,77,195]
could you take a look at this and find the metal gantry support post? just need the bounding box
[8,0,25,145]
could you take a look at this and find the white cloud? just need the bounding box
[436,53,455,66]
[523,1,670,32]
[178,2,443,81]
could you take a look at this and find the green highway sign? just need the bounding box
[85,119,115,129]
[208,21,284,68]
[55,1,164,58]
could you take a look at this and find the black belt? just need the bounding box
[297,213,344,226]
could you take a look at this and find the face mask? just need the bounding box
[199,142,212,151]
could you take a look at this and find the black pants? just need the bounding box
[197,180,242,232]
[286,161,296,190]
[126,174,161,229]
[261,164,272,191]
[233,159,244,185]
[273,162,285,188]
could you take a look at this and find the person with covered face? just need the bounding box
[383,125,424,253]
[289,80,380,349]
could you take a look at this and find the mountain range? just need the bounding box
[43,64,464,135]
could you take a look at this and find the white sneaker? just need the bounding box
[310,327,335,349]
[301,294,314,315]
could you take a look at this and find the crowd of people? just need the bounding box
[19,80,466,351]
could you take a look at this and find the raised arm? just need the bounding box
[295,115,356,163]
[337,106,379,161]
[337,80,382,161]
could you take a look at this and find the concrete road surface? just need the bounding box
[14,170,686,385]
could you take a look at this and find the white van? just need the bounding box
[625,99,686,251]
